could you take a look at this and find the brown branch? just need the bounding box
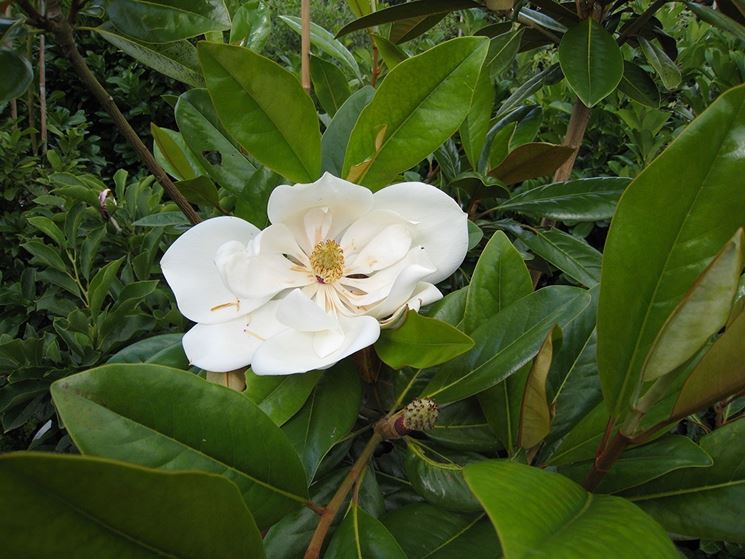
[13,0,46,26]
[552,99,591,182]
[49,19,201,224]
[300,0,311,95]
[38,0,47,153]
[304,431,383,559]
[582,431,632,491]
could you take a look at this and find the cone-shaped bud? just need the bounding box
[402,398,439,432]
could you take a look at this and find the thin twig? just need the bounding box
[618,0,670,45]
[49,19,201,224]
[300,0,311,95]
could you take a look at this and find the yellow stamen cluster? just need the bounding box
[310,240,344,284]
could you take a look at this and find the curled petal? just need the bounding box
[160,216,263,324]
[379,282,442,328]
[345,223,412,275]
[268,172,373,246]
[373,182,468,284]
[251,315,380,375]
[218,250,311,300]
[183,302,286,373]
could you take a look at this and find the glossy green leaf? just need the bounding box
[22,240,68,273]
[282,363,361,481]
[345,0,372,17]
[88,257,124,316]
[0,452,265,559]
[94,24,204,87]
[638,36,681,90]
[310,55,351,117]
[404,439,482,512]
[107,333,187,368]
[106,0,231,42]
[229,0,271,51]
[133,211,190,227]
[465,460,679,558]
[175,88,256,194]
[175,175,223,210]
[372,35,409,69]
[325,504,407,559]
[518,327,556,449]
[624,420,745,543]
[672,308,745,418]
[486,122,517,170]
[618,61,660,108]
[428,399,500,452]
[497,177,630,221]
[460,53,496,170]
[423,286,591,404]
[279,15,360,79]
[486,30,524,79]
[497,64,563,117]
[389,13,447,44]
[343,37,488,189]
[425,286,468,326]
[546,401,608,466]
[321,86,375,176]
[0,48,33,104]
[27,216,66,248]
[234,166,280,229]
[198,42,321,183]
[51,364,308,529]
[687,1,745,41]
[151,124,204,181]
[463,231,532,334]
[336,0,480,37]
[521,228,602,288]
[560,435,713,494]
[245,369,321,426]
[597,84,745,419]
[375,310,475,370]
[558,19,624,107]
[489,142,575,184]
[383,504,500,559]
[642,229,743,381]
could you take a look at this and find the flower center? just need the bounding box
[310,240,345,284]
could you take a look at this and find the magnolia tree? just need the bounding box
[1,0,744,558]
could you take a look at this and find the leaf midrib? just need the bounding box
[356,41,484,183]
[62,390,307,505]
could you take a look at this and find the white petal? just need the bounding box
[268,172,373,242]
[346,224,411,275]
[339,210,408,259]
[218,251,311,300]
[338,246,436,309]
[251,315,380,375]
[160,216,262,324]
[259,224,310,267]
[379,282,442,328]
[182,302,286,373]
[365,248,439,319]
[276,289,338,332]
[373,182,468,284]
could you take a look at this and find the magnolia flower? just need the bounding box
[161,173,468,375]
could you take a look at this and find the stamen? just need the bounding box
[210,300,240,312]
[310,240,345,285]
